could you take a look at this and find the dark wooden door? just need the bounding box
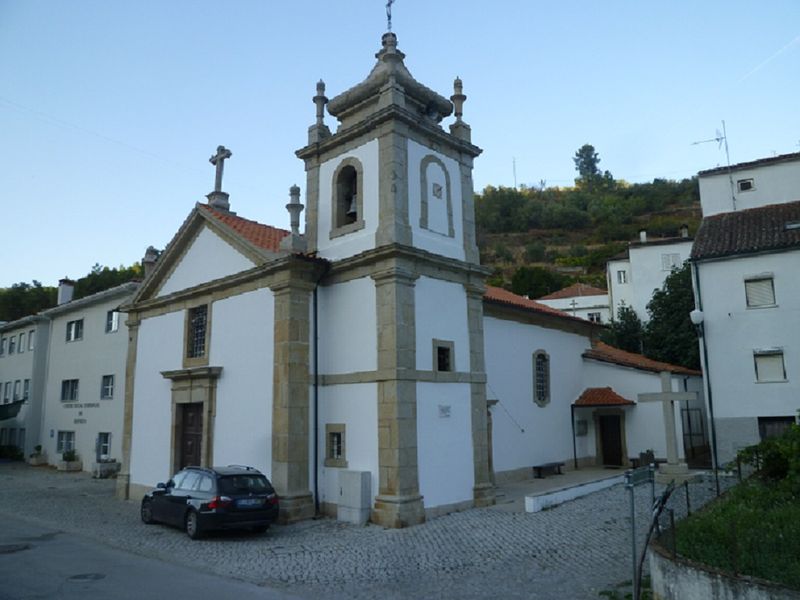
[599,414,623,466]
[179,403,203,469]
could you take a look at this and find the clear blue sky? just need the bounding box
[1,1,798,288]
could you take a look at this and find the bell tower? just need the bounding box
[297,33,493,527]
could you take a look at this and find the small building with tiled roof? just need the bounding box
[535,282,610,324]
[691,155,800,464]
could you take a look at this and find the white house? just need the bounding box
[606,228,693,322]
[0,314,50,457]
[114,33,709,530]
[536,282,609,323]
[692,153,800,464]
[38,280,137,471]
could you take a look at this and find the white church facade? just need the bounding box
[113,33,705,527]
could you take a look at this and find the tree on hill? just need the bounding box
[510,266,568,299]
[573,143,615,193]
[0,282,57,322]
[73,263,142,300]
[643,262,699,370]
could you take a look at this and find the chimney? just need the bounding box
[639,229,647,243]
[142,246,161,278]
[680,224,689,238]
[57,278,75,305]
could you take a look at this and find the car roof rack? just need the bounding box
[226,464,257,471]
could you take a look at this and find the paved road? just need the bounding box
[0,518,299,600]
[0,463,730,599]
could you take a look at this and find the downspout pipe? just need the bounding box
[312,262,331,516]
[691,261,721,496]
[571,405,578,469]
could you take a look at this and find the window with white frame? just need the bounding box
[661,253,681,271]
[66,319,84,342]
[61,379,79,401]
[532,350,550,407]
[13,380,20,401]
[617,270,628,284]
[18,333,25,354]
[28,330,35,351]
[3,382,10,403]
[22,379,30,400]
[100,375,114,399]
[57,431,75,454]
[588,312,602,323]
[0,337,5,356]
[105,310,119,333]
[754,350,786,383]
[97,432,111,459]
[745,277,776,308]
[8,336,15,354]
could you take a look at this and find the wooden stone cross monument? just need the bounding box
[207,145,233,211]
[638,371,697,482]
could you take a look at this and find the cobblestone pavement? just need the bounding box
[0,463,734,599]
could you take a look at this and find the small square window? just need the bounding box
[661,253,681,271]
[745,277,775,308]
[737,178,754,192]
[587,312,602,323]
[105,310,119,333]
[754,351,786,382]
[617,270,628,284]
[100,375,114,399]
[324,424,347,468]
[66,319,84,342]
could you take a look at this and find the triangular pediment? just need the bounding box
[132,205,289,303]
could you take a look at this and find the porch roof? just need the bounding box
[573,387,635,407]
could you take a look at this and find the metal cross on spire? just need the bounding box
[209,145,232,193]
[386,0,394,31]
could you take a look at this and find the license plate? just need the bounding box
[237,498,264,508]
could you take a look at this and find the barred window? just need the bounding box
[533,350,550,407]
[187,305,208,359]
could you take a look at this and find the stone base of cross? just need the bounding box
[638,371,698,484]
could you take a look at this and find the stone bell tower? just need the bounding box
[296,32,493,528]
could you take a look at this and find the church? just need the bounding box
[115,32,704,527]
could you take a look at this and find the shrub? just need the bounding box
[62,450,78,462]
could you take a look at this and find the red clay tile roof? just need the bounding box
[199,204,290,253]
[574,387,634,407]
[583,341,700,376]
[698,151,800,177]
[483,285,595,324]
[691,200,800,261]
[537,282,607,301]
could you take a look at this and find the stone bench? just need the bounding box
[533,462,565,479]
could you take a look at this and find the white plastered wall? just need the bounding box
[407,139,465,261]
[484,315,590,474]
[209,288,274,475]
[699,160,800,217]
[316,139,380,261]
[416,382,474,507]
[414,277,469,372]
[317,278,377,374]
[130,310,183,486]
[157,226,255,297]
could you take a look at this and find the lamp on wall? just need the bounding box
[690,309,704,334]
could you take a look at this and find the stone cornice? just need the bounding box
[320,368,486,386]
[161,366,223,381]
[296,104,481,163]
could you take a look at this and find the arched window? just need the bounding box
[532,350,550,407]
[331,158,364,238]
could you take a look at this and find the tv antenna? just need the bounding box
[693,120,736,210]
[512,157,518,189]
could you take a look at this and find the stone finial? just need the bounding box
[308,80,331,143]
[451,77,466,121]
[281,184,307,253]
[142,246,161,278]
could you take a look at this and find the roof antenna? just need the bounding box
[386,0,394,32]
[692,120,735,210]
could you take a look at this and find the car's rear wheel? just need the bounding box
[252,524,269,534]
[141,499,155,524]
[185,510,203,540]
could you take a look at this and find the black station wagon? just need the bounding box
[140,465,280,539]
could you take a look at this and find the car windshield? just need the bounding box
[218,474,272,495]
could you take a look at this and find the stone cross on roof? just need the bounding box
[209,145,232,193]
[386,0,394,31]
